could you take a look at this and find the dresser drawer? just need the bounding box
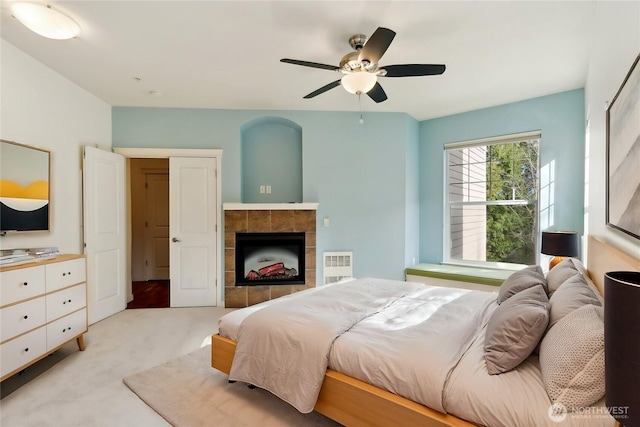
[0,326,47,379]
[46,284,86,322]
[45,258,86,292]
[1,297,47,342]
[0,266,46,307]
[47,308,87,351]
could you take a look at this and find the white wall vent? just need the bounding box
[323,251,353,284]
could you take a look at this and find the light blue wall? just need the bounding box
[419,89,586,263]
[404,115,420,267]
[112,108,418,281]
[113,89,585,278]
[241,118,302,203]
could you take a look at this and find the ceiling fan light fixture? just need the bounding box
[11,2,81,40]
[341,72,377,95]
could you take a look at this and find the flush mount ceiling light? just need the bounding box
[10,2,80,40]
[341,72,377,95]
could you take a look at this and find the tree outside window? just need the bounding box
[446,136,539,266]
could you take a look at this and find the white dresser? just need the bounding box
[0,254,87,381]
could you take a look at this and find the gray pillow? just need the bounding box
[570,258,604,306]
[545,258,580,295]
[485,284,550,375]
[497,265,547,304]
[539,304,604,408]
[548,274,602,329]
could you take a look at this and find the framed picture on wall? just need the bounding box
[0,140,51,234]
[606,52,640,240]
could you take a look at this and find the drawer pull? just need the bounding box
[63,299,72,305]
[23,282,28,286]
[23,315,28,319]
[68,299,72,303]
[24,348,29,352]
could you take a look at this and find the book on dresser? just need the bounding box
[0,254,87,381]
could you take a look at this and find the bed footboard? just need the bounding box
[211,334,474,427]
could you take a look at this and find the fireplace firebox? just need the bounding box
[235,232,305,286]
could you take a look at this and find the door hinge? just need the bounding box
[145,182,148,189]
[145,221,148,228]
[145,260,148,266]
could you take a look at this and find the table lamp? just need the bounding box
[541,230,579,269]
[605,271,640,427]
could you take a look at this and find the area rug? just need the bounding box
[123,346,340,427]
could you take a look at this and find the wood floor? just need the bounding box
[127,280,170,309]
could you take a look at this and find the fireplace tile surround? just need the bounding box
[224,203,317,308]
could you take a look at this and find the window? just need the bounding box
[444,132,540,267]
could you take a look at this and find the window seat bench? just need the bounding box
[405,263,519,293]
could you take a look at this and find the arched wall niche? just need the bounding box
[241,117,303,203]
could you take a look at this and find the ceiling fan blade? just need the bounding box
[303,80,342,99]
[359,27,396,65]
[367,82,388,103]
[381,64,446,77]
[281,58,339,71]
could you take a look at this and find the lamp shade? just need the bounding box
[605,271,640,426]
[341,72,377,95]
[541,231,579,257]
[10,2,80,40]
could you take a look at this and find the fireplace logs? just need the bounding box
[246,261,298,280]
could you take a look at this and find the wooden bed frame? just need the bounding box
[211,236,639,427]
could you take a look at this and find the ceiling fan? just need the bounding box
[281,27,446,103]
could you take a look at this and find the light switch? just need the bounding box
[266,185,271,194]
[323,217,330,227]
[260,185,265,194]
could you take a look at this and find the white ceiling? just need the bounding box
[0,1,597,121]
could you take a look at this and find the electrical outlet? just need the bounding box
[323,217,330,227]
[260,185,265,194]
[266,185,271,194]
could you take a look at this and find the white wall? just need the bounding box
[584,2,640,260]
[0,39,112,254]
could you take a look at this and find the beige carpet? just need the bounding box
[123,346,341,427]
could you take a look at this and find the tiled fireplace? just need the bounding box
[224,203,317,308]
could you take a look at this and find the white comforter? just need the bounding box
[329,285,495,413]
[229,278,425,412]
[220,278,615,426]
[228,278,493,414]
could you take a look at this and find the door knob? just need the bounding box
[172,237,181,242]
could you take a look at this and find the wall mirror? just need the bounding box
[0,139,51,234]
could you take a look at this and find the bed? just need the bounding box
[211,236,639,426]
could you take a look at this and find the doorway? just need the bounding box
[114,147,223,309]
[129,158,170,308]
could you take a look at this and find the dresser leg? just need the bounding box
[76,335,86,351]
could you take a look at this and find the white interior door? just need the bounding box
[83,146,126,324]
[169,157,218,307]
